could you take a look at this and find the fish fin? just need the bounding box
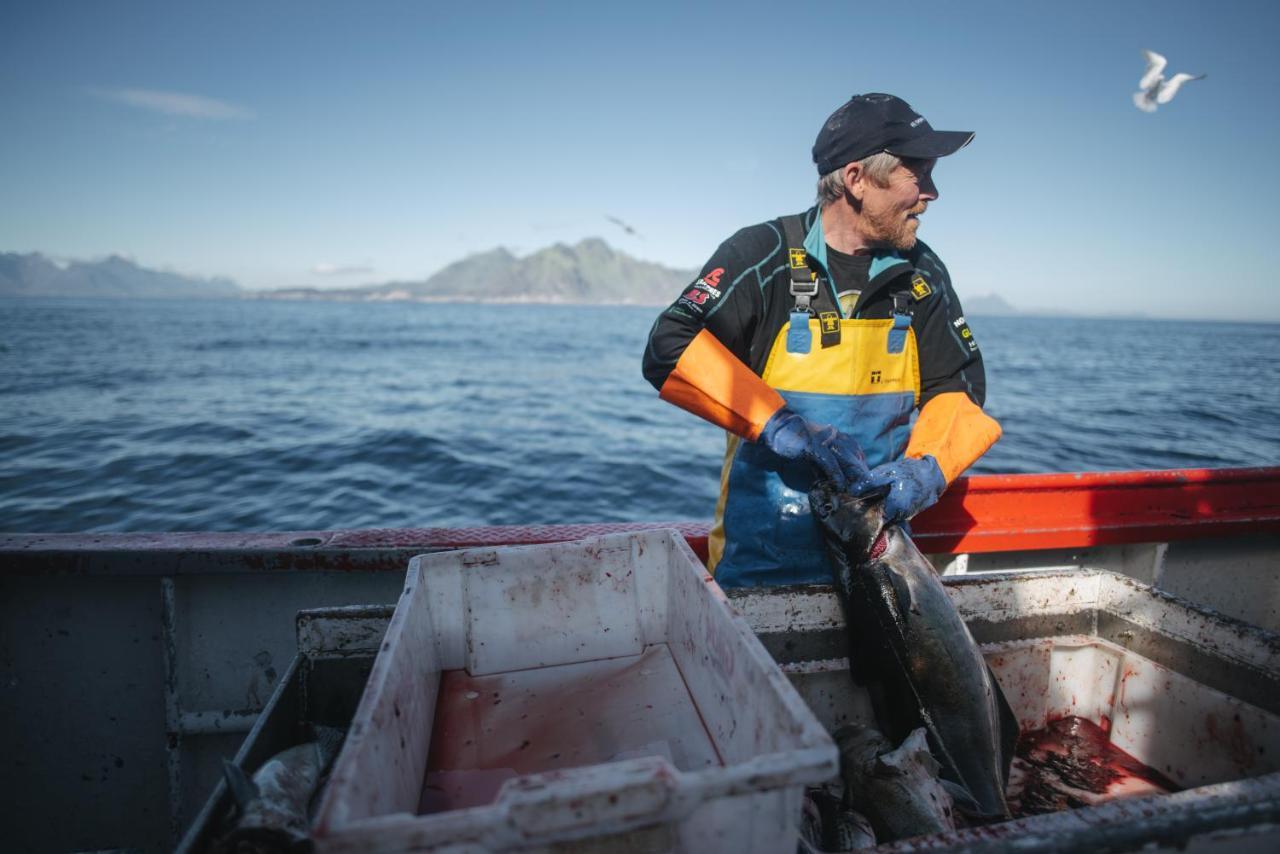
[899,728,941,775]
[989,664,1021,786]
[917,714,973,803]
[872,754,908,777]
[884,562,915,618]
[875,728,940,779]
[221,758,259,812]
[939,780,984,816]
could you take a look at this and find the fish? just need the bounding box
[217,727,345,853]
[808,481,1019,821]
[835,724,957,843]
[798,783,878,852]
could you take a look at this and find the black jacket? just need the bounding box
[642,206,986,408]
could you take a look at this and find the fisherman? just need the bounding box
[642,93,1002,587]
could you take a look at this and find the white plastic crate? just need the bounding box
[311,529,837,852]
[734,569,1280,850]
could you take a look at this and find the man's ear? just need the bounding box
[842,161,865,201]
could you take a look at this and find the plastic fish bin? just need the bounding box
[310,529,838,853]
[736,569,1280,850]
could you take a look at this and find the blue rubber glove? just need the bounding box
[757,407,869,491]
[858,455,947,524]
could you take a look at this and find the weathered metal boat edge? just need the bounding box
[5,468,1280,575]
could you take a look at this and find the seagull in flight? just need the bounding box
[605,215,643,239]
[1134,49,1206,112]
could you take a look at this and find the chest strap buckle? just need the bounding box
[787,244,819,312]
[789,271,819,313]
[887,291,913,355]
[786,247,819,354]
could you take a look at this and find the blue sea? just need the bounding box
[1,298,1277,533]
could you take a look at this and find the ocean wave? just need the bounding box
[2,302,1277,532]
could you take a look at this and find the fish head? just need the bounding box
[809,479,889,559]
[833,723,893,771]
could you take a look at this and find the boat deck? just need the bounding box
[2,467,1278,851]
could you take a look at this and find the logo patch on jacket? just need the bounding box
[910,275,933,301]
[952,315,979,352]
[789,248,807,269]
[691,280,721,299]
[677,268,725,314]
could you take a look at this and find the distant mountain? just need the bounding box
[0,245,1020,314]
[251,239,696,305]
[963,293,1019,316]
[0,252,239,299]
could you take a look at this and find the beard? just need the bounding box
[863,204,925,251]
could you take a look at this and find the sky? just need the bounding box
[3,0,1279,320]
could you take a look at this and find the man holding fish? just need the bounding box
[644,94,1018,844]
[643,92,1002,588]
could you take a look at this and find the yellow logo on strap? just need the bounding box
[789,248,807,269]
[910,275,933,300]
[819,312,839,333]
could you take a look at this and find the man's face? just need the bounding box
[858,157,938,251]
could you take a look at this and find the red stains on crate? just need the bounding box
[1008,716,1180,818]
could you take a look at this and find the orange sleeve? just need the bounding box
[658,329,786,441]
[905,392,1002,484]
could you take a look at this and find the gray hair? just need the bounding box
[815,151,902,205]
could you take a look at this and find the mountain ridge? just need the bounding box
[0,252,239,299]
[1,244,1024,313]
[252,238,695,305]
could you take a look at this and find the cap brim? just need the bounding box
[886,130,974,159]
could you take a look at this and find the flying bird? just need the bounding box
[605,215,643,239]
[1133,49,1206,112]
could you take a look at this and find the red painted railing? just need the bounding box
[3,468,1278,573]
[393,467,1280,560]
[911,466,1280,553]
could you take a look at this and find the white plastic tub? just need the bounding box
[311,530,837,852]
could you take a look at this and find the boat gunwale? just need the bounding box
[2,467,1279,576]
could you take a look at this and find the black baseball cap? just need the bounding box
[812,93,974,174]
